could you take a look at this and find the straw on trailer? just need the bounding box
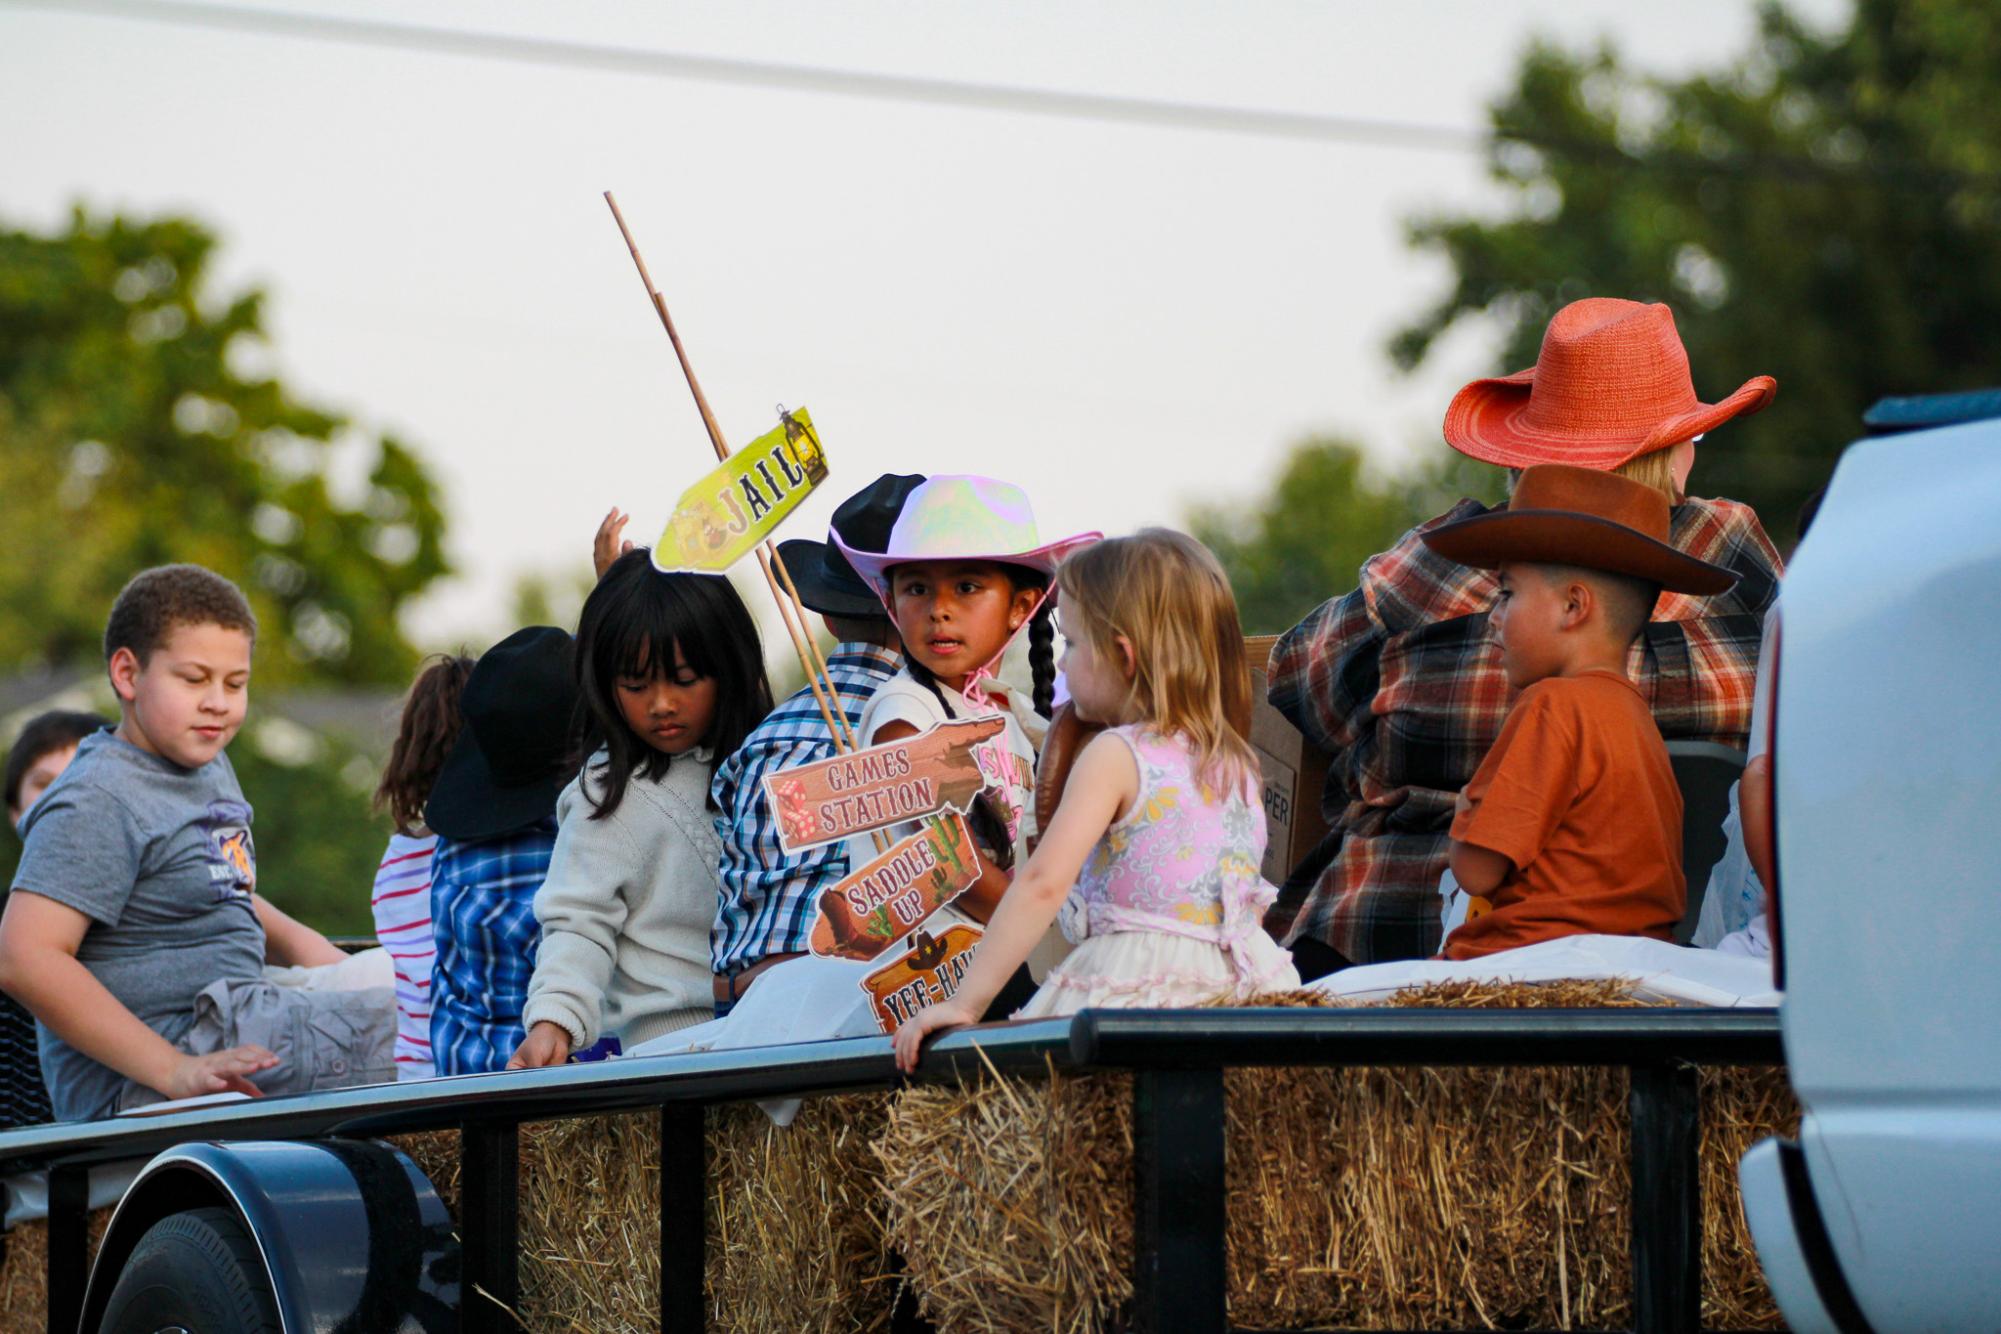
[704,1095,898,1334]
[404,1096,895,1333]
[0,1205,112,1334]
[880,980,1797,1332]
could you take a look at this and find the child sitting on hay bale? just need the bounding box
[895,529,1298,1067]
[508,556,773,1068]
[368,655,474,1081]
[1422,464,1739,960]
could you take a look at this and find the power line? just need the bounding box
[2,0,1488,153]
[8,0,1997,196]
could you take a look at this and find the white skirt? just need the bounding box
[1013,928,1300,1018]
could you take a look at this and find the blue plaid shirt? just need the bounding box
[430,819,556,1075]
[711,644,901,975]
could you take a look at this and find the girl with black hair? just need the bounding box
[833,476,1098,938]
[511,551,773,1068]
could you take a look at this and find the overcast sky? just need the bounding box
[2,0,1845,652]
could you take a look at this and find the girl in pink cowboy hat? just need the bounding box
[894,529,1301,1071]
[835,476,1099,971]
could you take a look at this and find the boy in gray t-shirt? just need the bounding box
[0,565,394,1120]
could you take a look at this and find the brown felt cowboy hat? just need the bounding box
[1421,464,1738,596]
[1443,298,1777,469]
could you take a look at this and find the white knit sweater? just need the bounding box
[522,748,720,1049]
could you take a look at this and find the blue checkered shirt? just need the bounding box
[711,644,902,975]
[430,819,556,1075]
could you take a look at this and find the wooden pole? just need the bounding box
[604,191,857,754]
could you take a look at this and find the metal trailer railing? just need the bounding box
[0,1005,1785,1334]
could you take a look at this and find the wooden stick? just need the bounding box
[604,190,854,755]
[753,541,852,751]
[605,192,732,464]
[768,544,859,751]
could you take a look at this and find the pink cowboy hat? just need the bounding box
[1442,298,1777,470]
[832,475,1101,602]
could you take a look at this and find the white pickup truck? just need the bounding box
[1739,393,2001,1332]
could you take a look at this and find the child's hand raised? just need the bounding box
[508,1021,573,1070]
[165,1045,277,1101]
[892,1000,977,1074]
[593,508,635,579]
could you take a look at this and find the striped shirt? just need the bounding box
[429,820,556,1075]
[710,644,902,976]
[1264,494,1781,965]
[371,832,438,1079]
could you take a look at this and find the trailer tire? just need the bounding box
[96,1205,281,1334]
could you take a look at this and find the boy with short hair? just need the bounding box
[5,711,111,834]
[1421,465,1739,960]
[0,565,392,1120]
[0,710,109,1131]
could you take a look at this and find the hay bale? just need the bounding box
[707,1095,898,1334]
[0,1204,113,1334]
[884,980,1797,1332]
[880,1061,1133,1334]
[513,1112,663,1333]
[442,1098,895,1334]
[1699,1066,1798,1331]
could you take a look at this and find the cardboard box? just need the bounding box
[1244,634,1333,886]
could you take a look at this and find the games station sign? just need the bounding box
[763,715,1006,855]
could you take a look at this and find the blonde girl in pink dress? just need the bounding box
[894,529,1298,1070]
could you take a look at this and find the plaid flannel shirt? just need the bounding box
[429,819,556,1075]
[710,644,902,976]
[1265,494,1782,964]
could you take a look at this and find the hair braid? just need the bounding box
[1027,601,1056,719]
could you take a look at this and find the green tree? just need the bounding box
[1391,0,2001,544]
[1193,440,1503,635]
[1,208,454,931]
[0,208,449,684]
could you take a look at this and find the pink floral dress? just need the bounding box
[1017,727,1299,1015]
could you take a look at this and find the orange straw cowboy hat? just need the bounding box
[1442,298,1777,470]
[1420,463,1738,596]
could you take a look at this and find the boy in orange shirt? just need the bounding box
[1421,464,1739,960]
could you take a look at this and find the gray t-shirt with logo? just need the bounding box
[11,730,265,1122]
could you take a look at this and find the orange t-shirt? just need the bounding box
[1442,669,1684,961]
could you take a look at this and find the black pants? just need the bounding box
[981,964,1040,1021]
[1288,936,1357,985]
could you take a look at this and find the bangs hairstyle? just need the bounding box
[1056,528,1256,794]
[887,559,1053,871]
[574,550,773,819]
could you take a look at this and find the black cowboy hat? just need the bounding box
[775,473,925,619]
[425,626,580,841]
